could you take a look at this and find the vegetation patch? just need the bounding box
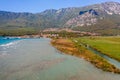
[51,38,120,74]
[76,36,120,62]
[0,28,37,36]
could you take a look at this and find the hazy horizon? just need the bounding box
[0,0,120,13]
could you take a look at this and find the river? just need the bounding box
[0,38,120,80]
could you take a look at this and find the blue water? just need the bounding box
[0,36,21,45]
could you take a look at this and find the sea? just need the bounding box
[0,36,21,56]
[0,36,21,45]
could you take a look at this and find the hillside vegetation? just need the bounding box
[0,28,37,36]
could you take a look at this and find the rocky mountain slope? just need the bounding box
[0,1,120,35]
[65,9,98,27]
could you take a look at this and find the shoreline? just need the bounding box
[51,38,120,74]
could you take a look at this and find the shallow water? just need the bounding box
[0,38,120,80]
[0,37,21,45]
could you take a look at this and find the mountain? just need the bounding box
[0,1,120,35]
[65,2,120,27]
[64,2,120,35]
[65,9,98,27]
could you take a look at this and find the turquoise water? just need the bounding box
[0,38,120,80]
[0,36,21,45]
[0,37,21,56]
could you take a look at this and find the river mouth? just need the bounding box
[0,38,120,80]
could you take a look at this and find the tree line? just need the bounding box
[0,28,38,36]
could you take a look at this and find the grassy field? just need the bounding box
[76,36,120,61]
[51,38,120,73]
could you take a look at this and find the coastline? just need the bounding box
[51,38,120,74]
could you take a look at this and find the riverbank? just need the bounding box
[51,38,120,74]
[76,37,120,62]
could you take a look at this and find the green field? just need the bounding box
[76,36,120,61]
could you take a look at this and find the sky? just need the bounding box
[0,0,120,13]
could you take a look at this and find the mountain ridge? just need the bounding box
[0,1,120,35]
